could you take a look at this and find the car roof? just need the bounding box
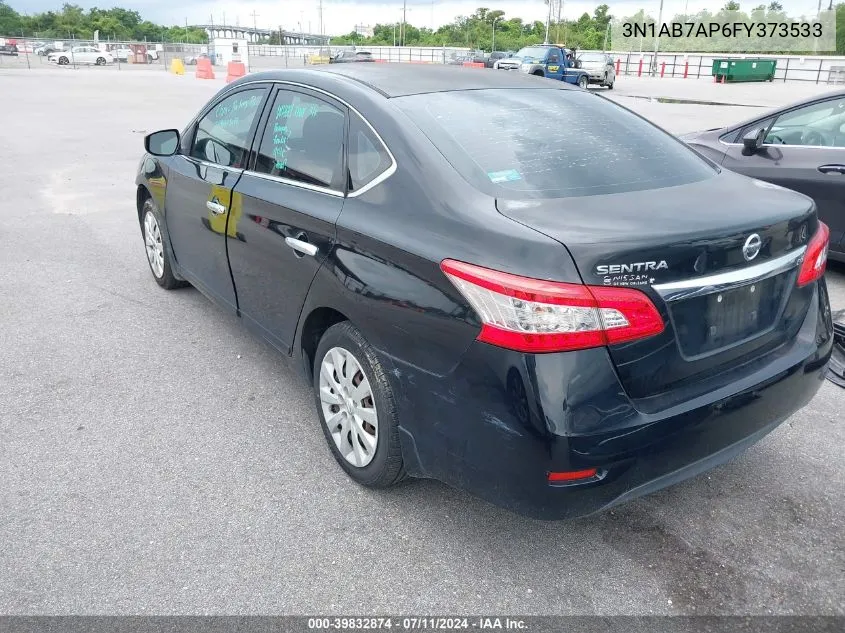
[245,64,576,98]
[725,87,845,131]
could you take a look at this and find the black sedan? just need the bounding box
[136,65,833,519]
[682,90,845,262]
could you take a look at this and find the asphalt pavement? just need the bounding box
[0,68,842,615]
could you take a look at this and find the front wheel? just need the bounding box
[141,197,186,289]
[96,57,106,65]
[58,56,68,65]
[578,74,589,89]
[313,322,405,488]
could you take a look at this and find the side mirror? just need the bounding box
[145,129,180,156]
[742,127,766,156]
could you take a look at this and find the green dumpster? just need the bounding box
[712,58,776,83]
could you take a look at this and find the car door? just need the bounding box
[80,47,95,63]
[227,85,347,352]
[164,85,270,311]
[721,95,845,253]
[545,50,564,80]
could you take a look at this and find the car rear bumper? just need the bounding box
[387,280,833,520]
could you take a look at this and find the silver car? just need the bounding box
[577,52,615,89]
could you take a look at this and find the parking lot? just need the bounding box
[0,66,843,615]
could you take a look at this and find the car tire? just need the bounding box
[578,74,589,89]
[141,197,186,290]
[313,321,406,488]
[96,57,105,65]
[58,56,68,65]
[607,79,614,90]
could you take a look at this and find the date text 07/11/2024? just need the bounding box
[621,21,824,39]
[307,617,528,630]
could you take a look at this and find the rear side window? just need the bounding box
[253,89,345,190]
[348,113,392,192]
[395,89,716,199]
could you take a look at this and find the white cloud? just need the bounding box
[13,0,828,36]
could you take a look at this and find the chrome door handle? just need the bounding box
[285,237,319,257]
[817,164,845,175]
[206,200,227,215]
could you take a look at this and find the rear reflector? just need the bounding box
[440,259,665,353]
[796,222,829,287]
[548,468,598,482]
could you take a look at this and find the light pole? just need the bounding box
[544,0,553,44]
[652,0,664,76]
[492,16,501,52]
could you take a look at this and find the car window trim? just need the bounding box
[719,94,845,149]
[187,84,272,169]
[180,79,397,198]
[245,83,349,194]
[243,81,349,198]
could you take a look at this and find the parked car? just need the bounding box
[135,65,832,520]
[48,46,113,66]
[35,44,62,56]
[681,89,845,262]
[330,51,375,63]
[577,51,615,89]
[485,51,509,68]
[111,47,134,61]
[0,44,18,56]
[449,53,486,66]
[184,52,211,65]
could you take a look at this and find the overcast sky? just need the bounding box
[12,1,827,35]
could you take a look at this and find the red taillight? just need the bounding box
[548,468,598,482]
[796,222,830,287]
[440,259,665,353]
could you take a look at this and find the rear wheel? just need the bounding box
[96,57,106,65]
[532,70,545,77]
[578,74,589,89]
[313,322,405,488]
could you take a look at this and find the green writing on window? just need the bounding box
[215,93,263,120]
[275,101,320,120]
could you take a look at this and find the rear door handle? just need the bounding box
[817,164,845,174]
[206,200,227,215]
[285,236,318,257]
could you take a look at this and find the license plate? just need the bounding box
[671,274,787,357]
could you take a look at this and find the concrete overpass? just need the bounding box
[193,25,330,45]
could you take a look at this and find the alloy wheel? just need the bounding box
[143,210,165,279]
[319,346,378,468]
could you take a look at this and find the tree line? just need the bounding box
[0,2,208,43]
[2,1,845,55]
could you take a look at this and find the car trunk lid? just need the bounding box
[496,171,818,401]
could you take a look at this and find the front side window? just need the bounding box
[253,89,345,190]
[191,88,267,168]
[348,113,392,192]
[764,97,845,147]
[396,88,716,199]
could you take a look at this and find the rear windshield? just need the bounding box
[394,88,716,199]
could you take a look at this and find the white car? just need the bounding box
[49,46,113,66]
[111,47,133,61]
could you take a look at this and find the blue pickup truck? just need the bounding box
[493,44,591,88]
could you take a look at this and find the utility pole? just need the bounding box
[652,0,664,76]
[556,0,563,44]
[319,0,324,51]
[544,0,553,44]
[402,0,407,47]
[251,10,259,34]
